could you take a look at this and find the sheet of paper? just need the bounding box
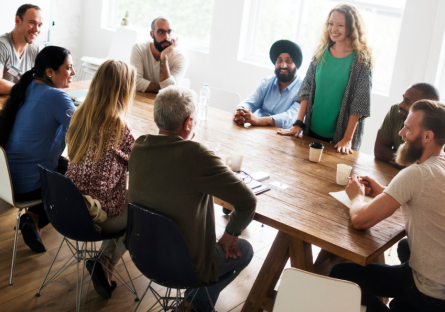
[329,190,373,209]
[270,181,289,189]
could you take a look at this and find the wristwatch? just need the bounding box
[225,229,241,237]
[293,120,306,129]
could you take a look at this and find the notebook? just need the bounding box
[329,190,373,209]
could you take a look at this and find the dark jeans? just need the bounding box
[14,156,68,229]
[330,239,445,311]
[184,239,254,312]
[308,129,333,144]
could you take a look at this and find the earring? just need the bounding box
[48,76,52,78]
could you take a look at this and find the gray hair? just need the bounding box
[154,86,198,132]
[151,16,171,31]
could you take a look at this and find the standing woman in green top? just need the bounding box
[278,4,373,154]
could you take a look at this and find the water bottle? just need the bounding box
[198,83,210,120]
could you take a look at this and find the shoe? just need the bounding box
[222,207,232,215]
[20,214,46,253]
[86,260,112,299]
[110,281,117,292]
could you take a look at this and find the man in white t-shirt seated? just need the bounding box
[330,100,445,311]
[0,4,42,94]
[130,17,189,93]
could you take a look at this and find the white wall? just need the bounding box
[79,0,445,156]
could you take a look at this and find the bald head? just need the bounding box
[151,17,171,31]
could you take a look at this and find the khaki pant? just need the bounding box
[100,203,128,263]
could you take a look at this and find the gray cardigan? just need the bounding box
[295,53,372,151]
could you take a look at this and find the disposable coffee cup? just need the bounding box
[309,142,324,162]
[226,151,244,171]
[336,164,352,185]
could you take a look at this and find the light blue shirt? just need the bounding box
[237,75,303,128]
[4,81,75,194]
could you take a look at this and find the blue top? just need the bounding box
[4,81,75,194]
[237,75,303,128]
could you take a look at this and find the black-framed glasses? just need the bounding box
[155,29,174,36]
[236,170,252,184]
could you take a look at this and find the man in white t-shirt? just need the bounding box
[0,4,42,94]
[330,100,445,311]
[130,17,189,93]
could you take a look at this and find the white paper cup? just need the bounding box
[337,164,352,185]
[226,151,244,171]
[309,142,324,162]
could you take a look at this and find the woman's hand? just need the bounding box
[334,138,353,154]
[277,126,303,137]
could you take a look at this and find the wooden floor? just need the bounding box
[0,197,401,312]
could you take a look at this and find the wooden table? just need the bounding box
[1,81,406,311]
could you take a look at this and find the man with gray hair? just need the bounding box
[128,86,256,311]
[130,17,189,93]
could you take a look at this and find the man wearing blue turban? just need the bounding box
[233,40,303,128]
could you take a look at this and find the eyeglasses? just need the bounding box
[236,170,253,184]
[155,29,174,36]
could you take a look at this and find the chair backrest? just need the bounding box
[38,165,101,242]
[180,77,191,89]
[0,147,15,206]
[107,27,138,62]
[273,268,362,312]
[126,203,203,289]
[208,87,241,112]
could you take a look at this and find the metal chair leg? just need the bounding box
[10,209,22,285]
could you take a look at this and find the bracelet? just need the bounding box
[293,119,306,129]
[225,229,241,237]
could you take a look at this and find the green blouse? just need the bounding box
[310,48,356,138]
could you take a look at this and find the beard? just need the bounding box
[395,135,424,166]
[274,66,297,83]
[153,36,171,52]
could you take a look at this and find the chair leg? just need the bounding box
[204,287,216,312]
[111,238,139,300]
[36,238,73,296]
[9,209,22,285]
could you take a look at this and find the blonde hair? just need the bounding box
[66,60,136,163]
[313,4,373,66]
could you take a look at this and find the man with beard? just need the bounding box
[329,100,445,312]
[130,17,189,93]
[375,83,439,167]
[0,4,42,94]
[233,40,303,128]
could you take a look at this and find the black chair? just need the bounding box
[36,165,139,312]
[127,203,235,312]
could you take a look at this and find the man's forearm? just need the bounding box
[0,79,14,95]
[375,145,396,163]
[145,82,161,93]
[159,57,171,82]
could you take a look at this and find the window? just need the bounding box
[104,0,215,53]
[242,0,406,94]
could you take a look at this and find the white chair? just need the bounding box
[180,77,191,89]
[208,87,241,112]
[0,147,42,285]
[273,268,366,312]
[77,27,138,81]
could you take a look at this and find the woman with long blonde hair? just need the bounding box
[65,59,136,299]
[278,4,373,153]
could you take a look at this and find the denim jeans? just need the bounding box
[330,239,445,311]
[184,238,254,312]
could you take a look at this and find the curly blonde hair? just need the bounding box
[313,4,373,67]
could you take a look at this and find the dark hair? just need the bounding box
[0,46,70,146]
[151,16,169,31]
[16,4,41,21]
[410,100,445,147]
[412,83,440,101]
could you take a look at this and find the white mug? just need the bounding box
[226,151,244,171]
[336,164,352,185]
